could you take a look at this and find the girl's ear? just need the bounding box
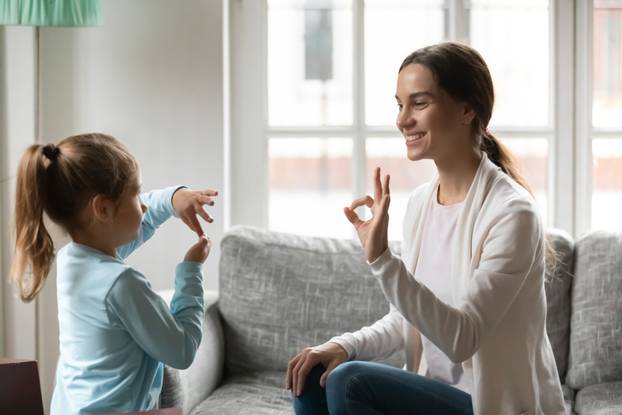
[90,194,115,223]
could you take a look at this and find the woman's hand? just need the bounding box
[344,167,390,263]
[286,342,349,396]
[172,188,218,236]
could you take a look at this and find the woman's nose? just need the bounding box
[397,110,415,130]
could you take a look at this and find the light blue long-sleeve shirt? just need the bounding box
[50,186,205,415]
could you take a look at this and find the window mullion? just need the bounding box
[229,0,269,228]
[353,0,366,206]
[448,0,470,43]
[592,129,622,138]
[575,0,594,236]
[551,0,576,235]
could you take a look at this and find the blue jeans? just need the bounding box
[292,361,474,415]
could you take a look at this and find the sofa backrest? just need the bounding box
[566,231,622,389]
[218,226,577,378]
[218,226,403,375]
[543,229,575,381]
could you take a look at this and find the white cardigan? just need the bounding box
[331,154,566,415]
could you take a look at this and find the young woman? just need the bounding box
[286,42,566,415]
[10,133,217,414]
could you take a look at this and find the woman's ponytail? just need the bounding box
[479,128,532,194]
[10,144,57,302]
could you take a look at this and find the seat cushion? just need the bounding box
[562,384,576,415]
[574,381,622,415]
[566,232,622,389]
[189,371,291,415]
[544,229,575,380]
[218,226,403,375]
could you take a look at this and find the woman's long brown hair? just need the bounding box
[399,42,558,274]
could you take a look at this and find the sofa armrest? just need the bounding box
[158,289,224,414]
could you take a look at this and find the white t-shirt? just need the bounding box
[416,186,471,393]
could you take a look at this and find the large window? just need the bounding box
[265,0,550,239]
[230,0,622,240]
[592,0,622,231]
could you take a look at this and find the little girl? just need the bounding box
[10,133,217,414]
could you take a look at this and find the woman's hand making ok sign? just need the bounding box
[343,167,391,263]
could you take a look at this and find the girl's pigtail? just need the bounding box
[10,144,56,302]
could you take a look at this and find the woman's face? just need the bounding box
[395,63,473,162]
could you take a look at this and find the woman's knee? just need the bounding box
[292,364,328,415]
[325,360,368,391]
[325,361,373,414]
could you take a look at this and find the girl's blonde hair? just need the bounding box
[10,133,138,302]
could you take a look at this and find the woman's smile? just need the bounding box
[405,131,427,146]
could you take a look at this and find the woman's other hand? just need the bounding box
[285,342,349,396]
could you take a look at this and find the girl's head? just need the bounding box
[10,133,140,302]
[395,42,529,191]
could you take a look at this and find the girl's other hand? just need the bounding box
[172,188,219,236]
[184,235,211,263]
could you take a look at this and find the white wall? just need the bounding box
[0,26,38,361]
[1,1,225,412]
[39,0,224,292]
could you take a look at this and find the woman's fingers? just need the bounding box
[319,361,338,388]
[383,173,391,196]
[378,176,391,218]
[343,207,363,227]
[201,189,219,196]
[373,167,391,199]
[374,167,382,201]
[291,353,309,396]
[350,195,373,210]
[347,196,373,226]
[286,354,301,389]
[380,192,391,221]
[295,357,317,396]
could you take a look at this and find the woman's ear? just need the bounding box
[90,194,115,223]
[461,104,476,125]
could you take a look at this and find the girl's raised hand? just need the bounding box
[172,188,218,237]
[343,167,390,263]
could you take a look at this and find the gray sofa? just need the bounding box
[161,226,622,415]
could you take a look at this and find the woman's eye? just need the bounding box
[414,101,427,107]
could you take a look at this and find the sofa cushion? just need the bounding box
[160,366,183,409]
[562,384,576,415]
[574,381,622,415]
[159,291,225,414]
[544,229,575,380]
[218,226,403,375]
[566,232,622,389]
[189,371,291,415]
